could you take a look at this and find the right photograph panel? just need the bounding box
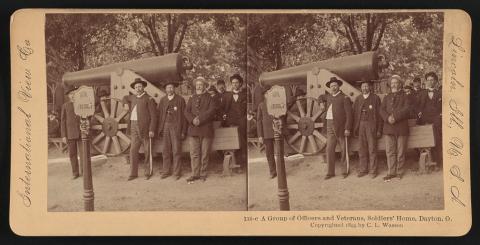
[247,12,445,211]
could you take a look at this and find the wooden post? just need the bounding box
[80,117,94,211]
[273,118,290,211]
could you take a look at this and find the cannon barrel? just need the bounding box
[63,53,192,87]
[259,51,383,86]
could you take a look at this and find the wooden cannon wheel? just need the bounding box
[285,96,327,155]
[90,98,131,156]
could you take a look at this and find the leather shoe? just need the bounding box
[270,173,277,179]
[72,175,80,180]
[357,172,367,178]
[127,176,137,181]
[342,173,349,179]
[324,175,334,180]
[161,174,171,179]
[174,175,181,180]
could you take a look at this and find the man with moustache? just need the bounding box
[123,78,157,181]
[184,77,216,182]
[223,73,248,171]
[318,77,353,180]
[256,85,278,179]
[380,75,411,181]
[353,80,382,178]
[157,81,187,180]
[61,86,81,180]
[417,72,442,169]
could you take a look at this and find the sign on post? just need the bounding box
[73,86,95,118]
[265,85,287,118]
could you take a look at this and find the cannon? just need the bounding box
[63,53,193,156]
[258,51,436,164]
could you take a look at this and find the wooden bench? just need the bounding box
[140,126,241,175]
[248,137,264,152]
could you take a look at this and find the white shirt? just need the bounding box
[326,91,341,120]
[427,88,434,99]
[167,94,175,101]
[232,90,240,102]
[129,92,145,121]
[362,93,370,99]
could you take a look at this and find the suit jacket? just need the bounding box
[122,93,157,139]
[223,89,247,127]
[60,101,81,140]
[417,89,442,123]
[380,91,410,136]
[157,94,187,138]
[353,93,382,136]
[318,91,353,137]
[184,92,216,138]
[256,101,286,139]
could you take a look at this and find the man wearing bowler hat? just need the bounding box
[318,77,353,180]
[223,73,248,171]
[184,77,216,182]
[123,78,157,181]
[157,81,187,180]
[353,80,382,178]
[380,75,411,181]
[61,86,81,180]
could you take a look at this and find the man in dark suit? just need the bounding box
[184,77,216,182]
[157,82,187,180]
[61,86,81,180]
[380,75,411,181]
[223,73,248,171]
[353,81,382,178]
[318,77,353,179]
[256,85,279,179]
[417,72,442,169]
[123,78,157,181]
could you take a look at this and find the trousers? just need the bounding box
[385,134,408,176]
[67,139,80,176]
[189,136,212,177]
[263,138,277,175]
[162,122,182,176]
[326,120,347,176]
[129,121,151,177]
[358,121,378,174]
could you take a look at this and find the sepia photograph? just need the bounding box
[247,12,445,211]
[45,13,248,211]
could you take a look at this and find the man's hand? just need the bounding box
[417,112,423,118]
[344,130,350,137]
[123,104,129,111]
[62,137,67,144]
[376,131,382,138]
[258,137,263,143]
[193,116,200,126]
[388,115,395,124]
[181,133,186,140]
[222,114,227,120]
[148,131,154,138]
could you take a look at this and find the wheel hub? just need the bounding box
[102,117,119,137]
[298,117,314,136]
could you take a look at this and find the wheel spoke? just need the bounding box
[117,131,131,145]
[111,100,118,118]
[308,135,318,152]
[118,123,128,129]
[313,130,327,142]
[94,114,104,123]
[314,122,324,128]
[100,100,110,118]
[91,124,103,130]
[296,100,306,117]
[299,136,307,153]
[287,111,300,122]
[287,131,301,145]
[92,132,105,144]
[102,136,111,154]
[306,99,313,117]
[115,110,128,122]
[287,124,299,129]
[112,136,122,154]
[312,109,324,121]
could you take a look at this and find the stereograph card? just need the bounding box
[10,9,471,236]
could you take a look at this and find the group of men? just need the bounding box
[60,73,247,183]
[254,72,442,182]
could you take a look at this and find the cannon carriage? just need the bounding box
[258,51,437,168]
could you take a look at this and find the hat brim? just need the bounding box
[326,80,343,88]
[130,80,148,89]
[64,87,77,95]
[230,75,244,84]
[163,82,179,88]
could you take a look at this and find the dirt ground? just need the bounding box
[248,147,444,211]
[48,147,247,211]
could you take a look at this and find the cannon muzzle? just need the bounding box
[259,51,386,86]
[63,53,192,87]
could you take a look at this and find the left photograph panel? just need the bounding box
[46,13,248,211]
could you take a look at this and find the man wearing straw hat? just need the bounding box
[184,77,216,182]
[123,78,157,181]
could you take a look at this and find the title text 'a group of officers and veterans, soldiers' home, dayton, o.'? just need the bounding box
[59,73,248,183]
